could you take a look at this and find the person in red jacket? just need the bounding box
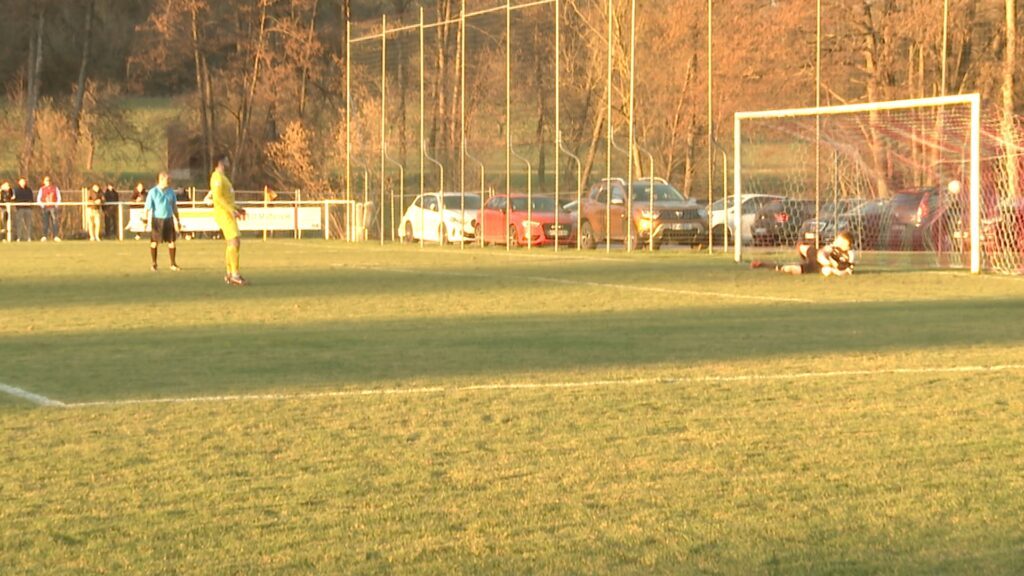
[37,176,62,242]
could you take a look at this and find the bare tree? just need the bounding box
[70,0,96,138]
[22,6,46,175]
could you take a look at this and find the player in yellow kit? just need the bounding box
[210,155,249,286]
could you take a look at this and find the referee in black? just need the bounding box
[143,172,182,272]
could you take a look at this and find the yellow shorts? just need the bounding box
[214,210,240,240]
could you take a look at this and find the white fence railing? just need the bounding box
[0,200,365,242]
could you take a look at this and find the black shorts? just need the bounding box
[800,259,821,274]
[151,218,177,243]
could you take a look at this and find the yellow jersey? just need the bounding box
[210,170,235,215]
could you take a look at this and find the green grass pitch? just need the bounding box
[1,240,1022,574]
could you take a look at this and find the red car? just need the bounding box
[476,194,576,247]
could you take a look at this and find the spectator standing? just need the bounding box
[0,182,12,240]
[37,176,61,242]
[86,184,104,241]
[131,182,147,240]
[131,182,146,203]
[143,172,181,271]
[102,184,119,239]
[12,178,34,241]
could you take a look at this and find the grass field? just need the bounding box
[1,240,1023,574]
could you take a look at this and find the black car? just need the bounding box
[750,198,816,246]
[798,199,869,244]
[884,188,946,251]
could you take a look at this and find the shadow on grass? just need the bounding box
[0,258,756,312]
[0,295,1020,402]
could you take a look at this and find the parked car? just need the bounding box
[884,187,944,250]
[708,194,785,245]
[798,199,869,244]
[830,199,891,250]
[578,178,706,249]
[398,192,482,244]
[476,194,576,247]
[750,198,817,246]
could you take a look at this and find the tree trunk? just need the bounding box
[191,6,213,175]
[71,0,95,138]
[22,7,46,175]
[861,1,890,198]
[1001,0,1018,198]
[680,116,697,198]
[581,93,607,185]
[298,0,320,120]
[429,0,453,162]
[234,0,269,178]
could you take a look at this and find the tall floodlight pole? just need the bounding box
[460,0,466,251]
[506,1,512,253]
[557,131,582,250]
[554,0,561,252]
[384,143,404,242]
[345,19,352,216]
[627,0,636,252]
[815,0,821,248]
[419,7,425,248]
[380,15,387,246]
[941,0,949,96]
[605,0,613,252]
[707,0,714,254]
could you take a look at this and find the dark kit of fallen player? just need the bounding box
[751,230,855,277]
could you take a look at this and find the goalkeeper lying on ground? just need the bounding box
[751,230,855,276]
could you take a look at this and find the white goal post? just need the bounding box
[733,94,982,273]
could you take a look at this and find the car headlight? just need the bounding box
[639,209,660,219]
[697,208,707,219]
[523,220,540,229]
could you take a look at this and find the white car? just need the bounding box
[399,192,482,244]
[709,194,785,244]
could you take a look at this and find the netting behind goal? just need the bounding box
[735,95,1024,274]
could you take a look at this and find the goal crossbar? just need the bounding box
[733,94,982,273]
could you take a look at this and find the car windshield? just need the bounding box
[629,183,685,203]
[442,195,481,210]
[509,197,559,212]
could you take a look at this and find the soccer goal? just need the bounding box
[733,94,1000,273]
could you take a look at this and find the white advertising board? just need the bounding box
[127,206,323,233]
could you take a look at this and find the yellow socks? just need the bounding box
[226,245,240,275]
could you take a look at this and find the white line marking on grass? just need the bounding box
[66,385,446,409]
[0,383,65,407]
[333,265,815,304]
[461,363,1024,391]
[60,363,1024,409]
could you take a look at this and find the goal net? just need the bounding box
[733,94,1023,275]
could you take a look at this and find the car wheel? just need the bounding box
[711,225,728,246]
[651,238,662,251]
[474,222,487,246]
[403,222,415,243]
[438,224,449,245]
[580,221,597,250]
